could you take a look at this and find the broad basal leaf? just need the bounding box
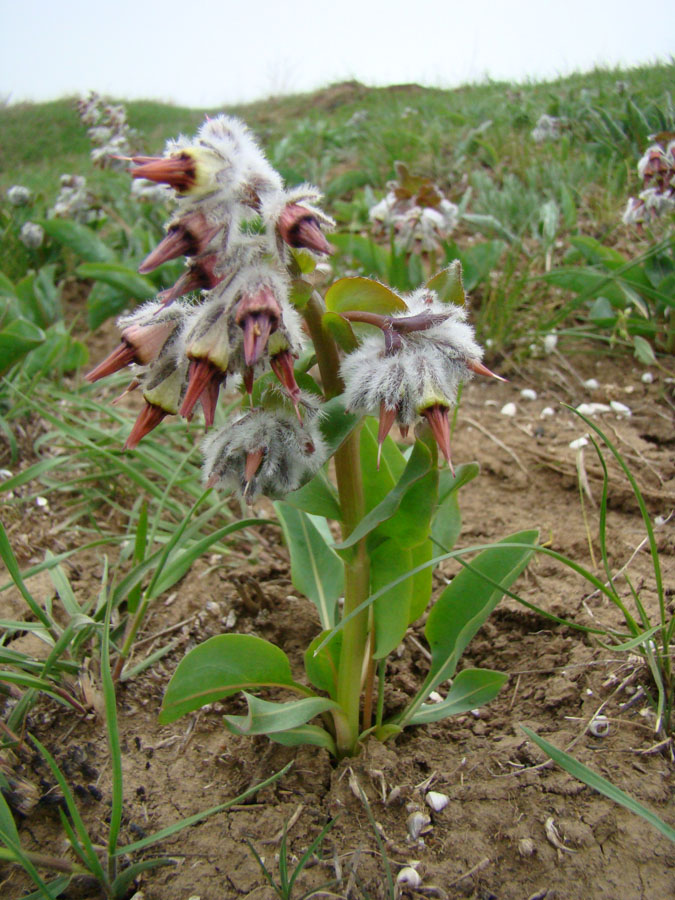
[224,692,340,735]
[408,668,507,724]
[160,634,300,723]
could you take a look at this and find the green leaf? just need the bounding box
[224,692,339,735]
[0,790,19,845]
[426,260,465,305]
[0,271,16,298]
[317,394,361,457]
[371,539,413,659]
[359,417,406,512]
[542,268,626,307]
[160,634,300,723]
[408,539,433,621]
[408,668,507,724]
[0,318,45,375]
[633,335,657,366]
[325,276,407,315]
[75,263,156,300]
[274,503,343,630]
[424,530,538,686]
[147,517,263,600]
[40,219,115,263]
[589,296,617,326]
[0,522,53,632]
[321,310,359,353]
[569,235,627,268]
[432,462,480,552]
[274,725,339,755]
[46,553,83,617]
[86,281,129,330]
[521,726,675,843]
[373,723,403,742]
[284,469,342,520]
[304,630,342,699]
[336,439,433,550]
[289,277,314,309]
[111,859,177,897]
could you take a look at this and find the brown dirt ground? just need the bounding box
[1,348,674,900]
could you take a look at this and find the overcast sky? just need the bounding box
[1,0,673,108]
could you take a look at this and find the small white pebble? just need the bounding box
[396,867,421,888]
[576,403,611,416]
[425,791,449,812]
[520,388,537,400]
[588,715,610,738]
[500,402,517,417]
[540,407,555,417]
[406,810,431,840]
[470,708,481,718]
[543,333,558,353]
[518,837,536,857]
[654,515,667,526]
[225,609,237,628]
[36,496,49,508]
[205,601,219,613]
[664,377,674,384]
[583,378,599,390]
[610,400,631,416]
[428,691,443,703]
[569,436,589,450]
[0,469,12,479]
[641,372,654,384]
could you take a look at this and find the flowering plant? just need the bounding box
[88,116,537,757]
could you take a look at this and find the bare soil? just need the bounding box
[1,348,674,900]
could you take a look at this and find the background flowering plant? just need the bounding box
[85,115,538,757]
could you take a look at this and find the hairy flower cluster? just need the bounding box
[87,115,335,501]
[202,402,326,502]
[531,114,563,143]
[76,92,136,169]
[6,185,32,207]
[19,222,44,249]
[340,287,495,468]
[369,165,458,251]
[49,175,101,223]
[622,138,675,225]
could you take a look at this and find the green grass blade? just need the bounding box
[111,857,177,898]
[101,591,123,866]
[287,817,339,895]
[30,736,108,884]
[0,523,54,632]
[114,761,293,856]
[521,726,675,842]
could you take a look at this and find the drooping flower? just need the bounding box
[202,401,326,502]
[340,288,499,467]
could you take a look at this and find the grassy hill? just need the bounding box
[1,61,674,355]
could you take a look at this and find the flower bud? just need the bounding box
[278,203,332,255]
[139,212,221,274]
[130,146,222,196]
[234,286,282,366]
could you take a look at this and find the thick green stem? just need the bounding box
[303,292,371,756]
